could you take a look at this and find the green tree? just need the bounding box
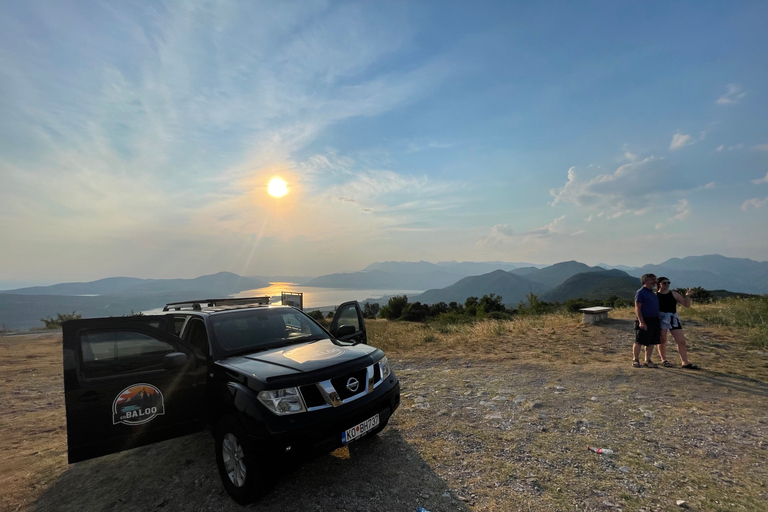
[464,296,479,316]
[478,294,506,314]
[688,287,712,303]
[308,310,325,321]
[363,302,380,319]
[40,311,82,329]
[518,293,553,315]
[380,295,408,320]
[401,302,430,322]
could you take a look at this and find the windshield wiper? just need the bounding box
[286,334,325,343]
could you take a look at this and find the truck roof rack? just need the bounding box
[163,296,270,311]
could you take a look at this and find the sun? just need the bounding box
[267,177,288,198]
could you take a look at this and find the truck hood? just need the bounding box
[219,338,382,382]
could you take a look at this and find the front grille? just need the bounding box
[331,368,368,400]
[300,384,326,408]
[297,361,387,410]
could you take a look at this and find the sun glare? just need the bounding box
[267,177,288,198]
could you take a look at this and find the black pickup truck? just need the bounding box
[62,297,400,504]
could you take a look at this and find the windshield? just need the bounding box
[211,308,328,354]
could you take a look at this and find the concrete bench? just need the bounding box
[579,306,613,325]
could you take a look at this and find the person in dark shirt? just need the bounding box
[655,277,699,369]
[633,273,661,367]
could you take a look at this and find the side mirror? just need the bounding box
[163,352,188,369]
[335,325,356,338]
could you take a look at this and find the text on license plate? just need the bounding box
[341,414,380,444]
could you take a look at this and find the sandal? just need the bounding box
[681,363,699,370]
[632,359,641,368]
[644,360,658,368]
[661,360,674,368]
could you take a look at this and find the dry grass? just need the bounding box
[0,333,67,512]
[2,306,767,511]
[368,307,768,511]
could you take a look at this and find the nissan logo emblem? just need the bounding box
[346,377,360,393]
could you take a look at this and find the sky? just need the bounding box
[1,1,767,288]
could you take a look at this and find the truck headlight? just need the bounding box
[257,387,306,415]
[379,356,392,380]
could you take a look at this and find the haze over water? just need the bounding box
[234,283,423,309]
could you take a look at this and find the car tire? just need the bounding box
[214,414,269,505]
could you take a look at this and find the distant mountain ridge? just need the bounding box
[2,255,766,330]
[415,270,547,305]
[541,269,640,302]
[1,272,269,297]
[301,269,462,290]
[510,261,605,289]
[630,254,768,294]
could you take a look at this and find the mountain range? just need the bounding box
[1,255,765,330]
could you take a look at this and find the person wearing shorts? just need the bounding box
[633,273,661,368]
[655,277,698,369]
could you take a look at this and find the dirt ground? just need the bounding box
[1,312,767,512]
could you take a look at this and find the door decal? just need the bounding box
[112,384,166,425]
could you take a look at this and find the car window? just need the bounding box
[337,305,361,331]
[211,308,327,353]
[171,316,187,336]
[183,319,209,355]
[80,330,176,379]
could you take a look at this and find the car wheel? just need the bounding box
[214,414,269,505]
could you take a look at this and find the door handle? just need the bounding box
[80,390,101,403]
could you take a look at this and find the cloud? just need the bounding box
[478,216,571,248]
[715,144,744,152]
[717,84,746,105]
[550,157,677,213]
[405,141,453,154]
[672,199,691,221]
[741,197,768,210]
[624,151,639,161]
[753,143,768,152]
[669,132,695,150]
[752,172,768,185]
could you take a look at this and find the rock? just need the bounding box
[676,499,687,507]
[618,466,630,473]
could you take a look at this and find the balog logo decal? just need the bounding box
[113,384,165,425]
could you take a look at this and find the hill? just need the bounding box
[301,270,463,290]
[541,269,640,302]
[1,272,269,297]
[510,260,605,289]
[0,272,271,330]
[631,254,768,294]
[363,260,537,275]
[413,270,547,306]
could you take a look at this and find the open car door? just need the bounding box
[62,316,208,463]
[330,301,367,344]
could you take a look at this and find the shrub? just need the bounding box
[40,311,82,329]
[401,302,431,322]
[478,293,506,315]
[307,310,325,321]
[380,295,409,320]
[363,302,380,319]
[485,311,514,320]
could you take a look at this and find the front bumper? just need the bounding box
[253,379,400,460]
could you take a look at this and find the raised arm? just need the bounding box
[673,289,691,308]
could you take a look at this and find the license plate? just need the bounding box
[341,413,380,444]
